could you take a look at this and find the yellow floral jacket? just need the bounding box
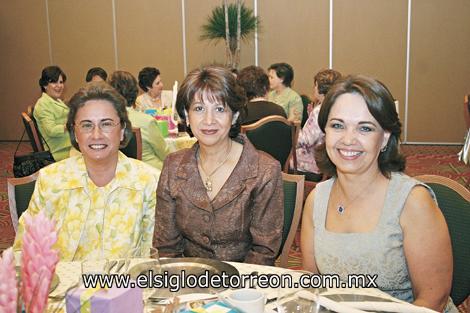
[14,152,160,261]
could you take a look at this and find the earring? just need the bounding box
[381,146,387,152]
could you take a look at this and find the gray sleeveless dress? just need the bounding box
[313,172,458,312]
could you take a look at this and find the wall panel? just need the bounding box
[334,0,408,123]
[1,1,469,143]
[116,0,184,88]
[185,0,255,73]
[0,1,50,140]
[408,0,470,142]
[48,0,115,100]
[258,0,330,98]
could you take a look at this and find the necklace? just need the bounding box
[335,173,380,215]
[198,141,233,192]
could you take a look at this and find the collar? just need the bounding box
[42,92,68,109]
[176,134,258,181]
[61,152,144,191]
[175,134,259,211]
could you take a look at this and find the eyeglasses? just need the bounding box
[75,120,122,133]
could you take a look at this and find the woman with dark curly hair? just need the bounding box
[154,66,284,265]
[135,67,166,113]
[34,65,71,160]
[301,75,457,312]
[110,70,169,170]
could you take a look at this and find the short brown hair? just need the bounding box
[314,69,342,95]
[237,66,270,100]
[109,71,139,107]
[66,82,133,151]
[315,75,405,178]
[176,65,246,138]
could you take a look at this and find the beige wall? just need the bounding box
[1,0,469,143]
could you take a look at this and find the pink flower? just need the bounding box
[21,211,59,313]
[0,248,18,313]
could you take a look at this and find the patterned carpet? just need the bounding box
[1,142,468,254]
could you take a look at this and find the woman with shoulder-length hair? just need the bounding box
[14,82,160,261]
[34,65,71,161]
[154,65,284,265]
[301,75,457,312]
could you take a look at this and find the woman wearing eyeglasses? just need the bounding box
[14,82,160,261]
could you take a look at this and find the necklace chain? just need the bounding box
[335,173,380,215]
[198,141,232,192]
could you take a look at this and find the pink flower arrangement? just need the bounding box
[0,211,59,313]
[0,248,18,313]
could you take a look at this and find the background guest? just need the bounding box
[33,65,71,161]
[136,67,167,113]
[15,82,159,261]
[237,65,287,125]
[293,69,342,181]
[154,66,284,265]
[267,62,303,122]
[110,70,169,170]
[301,75,456,312]
[85,67,108,82]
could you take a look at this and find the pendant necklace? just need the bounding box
[198,140,233,192]
[335,173,380,215]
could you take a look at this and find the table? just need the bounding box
[46,259,416,313]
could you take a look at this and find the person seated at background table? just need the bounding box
[301,75,457,312]
[85,67,107,82]
[154,65,284,265]
[292,69,342,182]
[33,65,72,161]
[110,70,169,170]
[136,66,168,113]
[14,82,160,261]
[267,62,303,122]
[237,65,287,125]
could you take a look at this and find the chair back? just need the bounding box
[415,174,470,305]
[241,115,300,172]
[119,127,142,160]
[7,171,39,232]
[300,95,311,128]
[464,95,470,129]
[21,112,44,152]
[277,172,305,268]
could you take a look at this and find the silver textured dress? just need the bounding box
[313,172,458,312]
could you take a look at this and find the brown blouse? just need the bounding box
[153,134,284,265]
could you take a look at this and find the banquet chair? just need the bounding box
[119,127,142,160]
[277,172,305,268]
[415,174,470,306]
[7,171,39,233]
[21,112,44,152]
[241,116,300,172]
[464,95,470,129]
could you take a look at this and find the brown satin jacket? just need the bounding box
[153,134,284,265]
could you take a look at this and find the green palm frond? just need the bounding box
[200,3,259,43]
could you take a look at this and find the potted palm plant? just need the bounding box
[200,0,259,69]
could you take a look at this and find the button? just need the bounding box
[203,214,210,223]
